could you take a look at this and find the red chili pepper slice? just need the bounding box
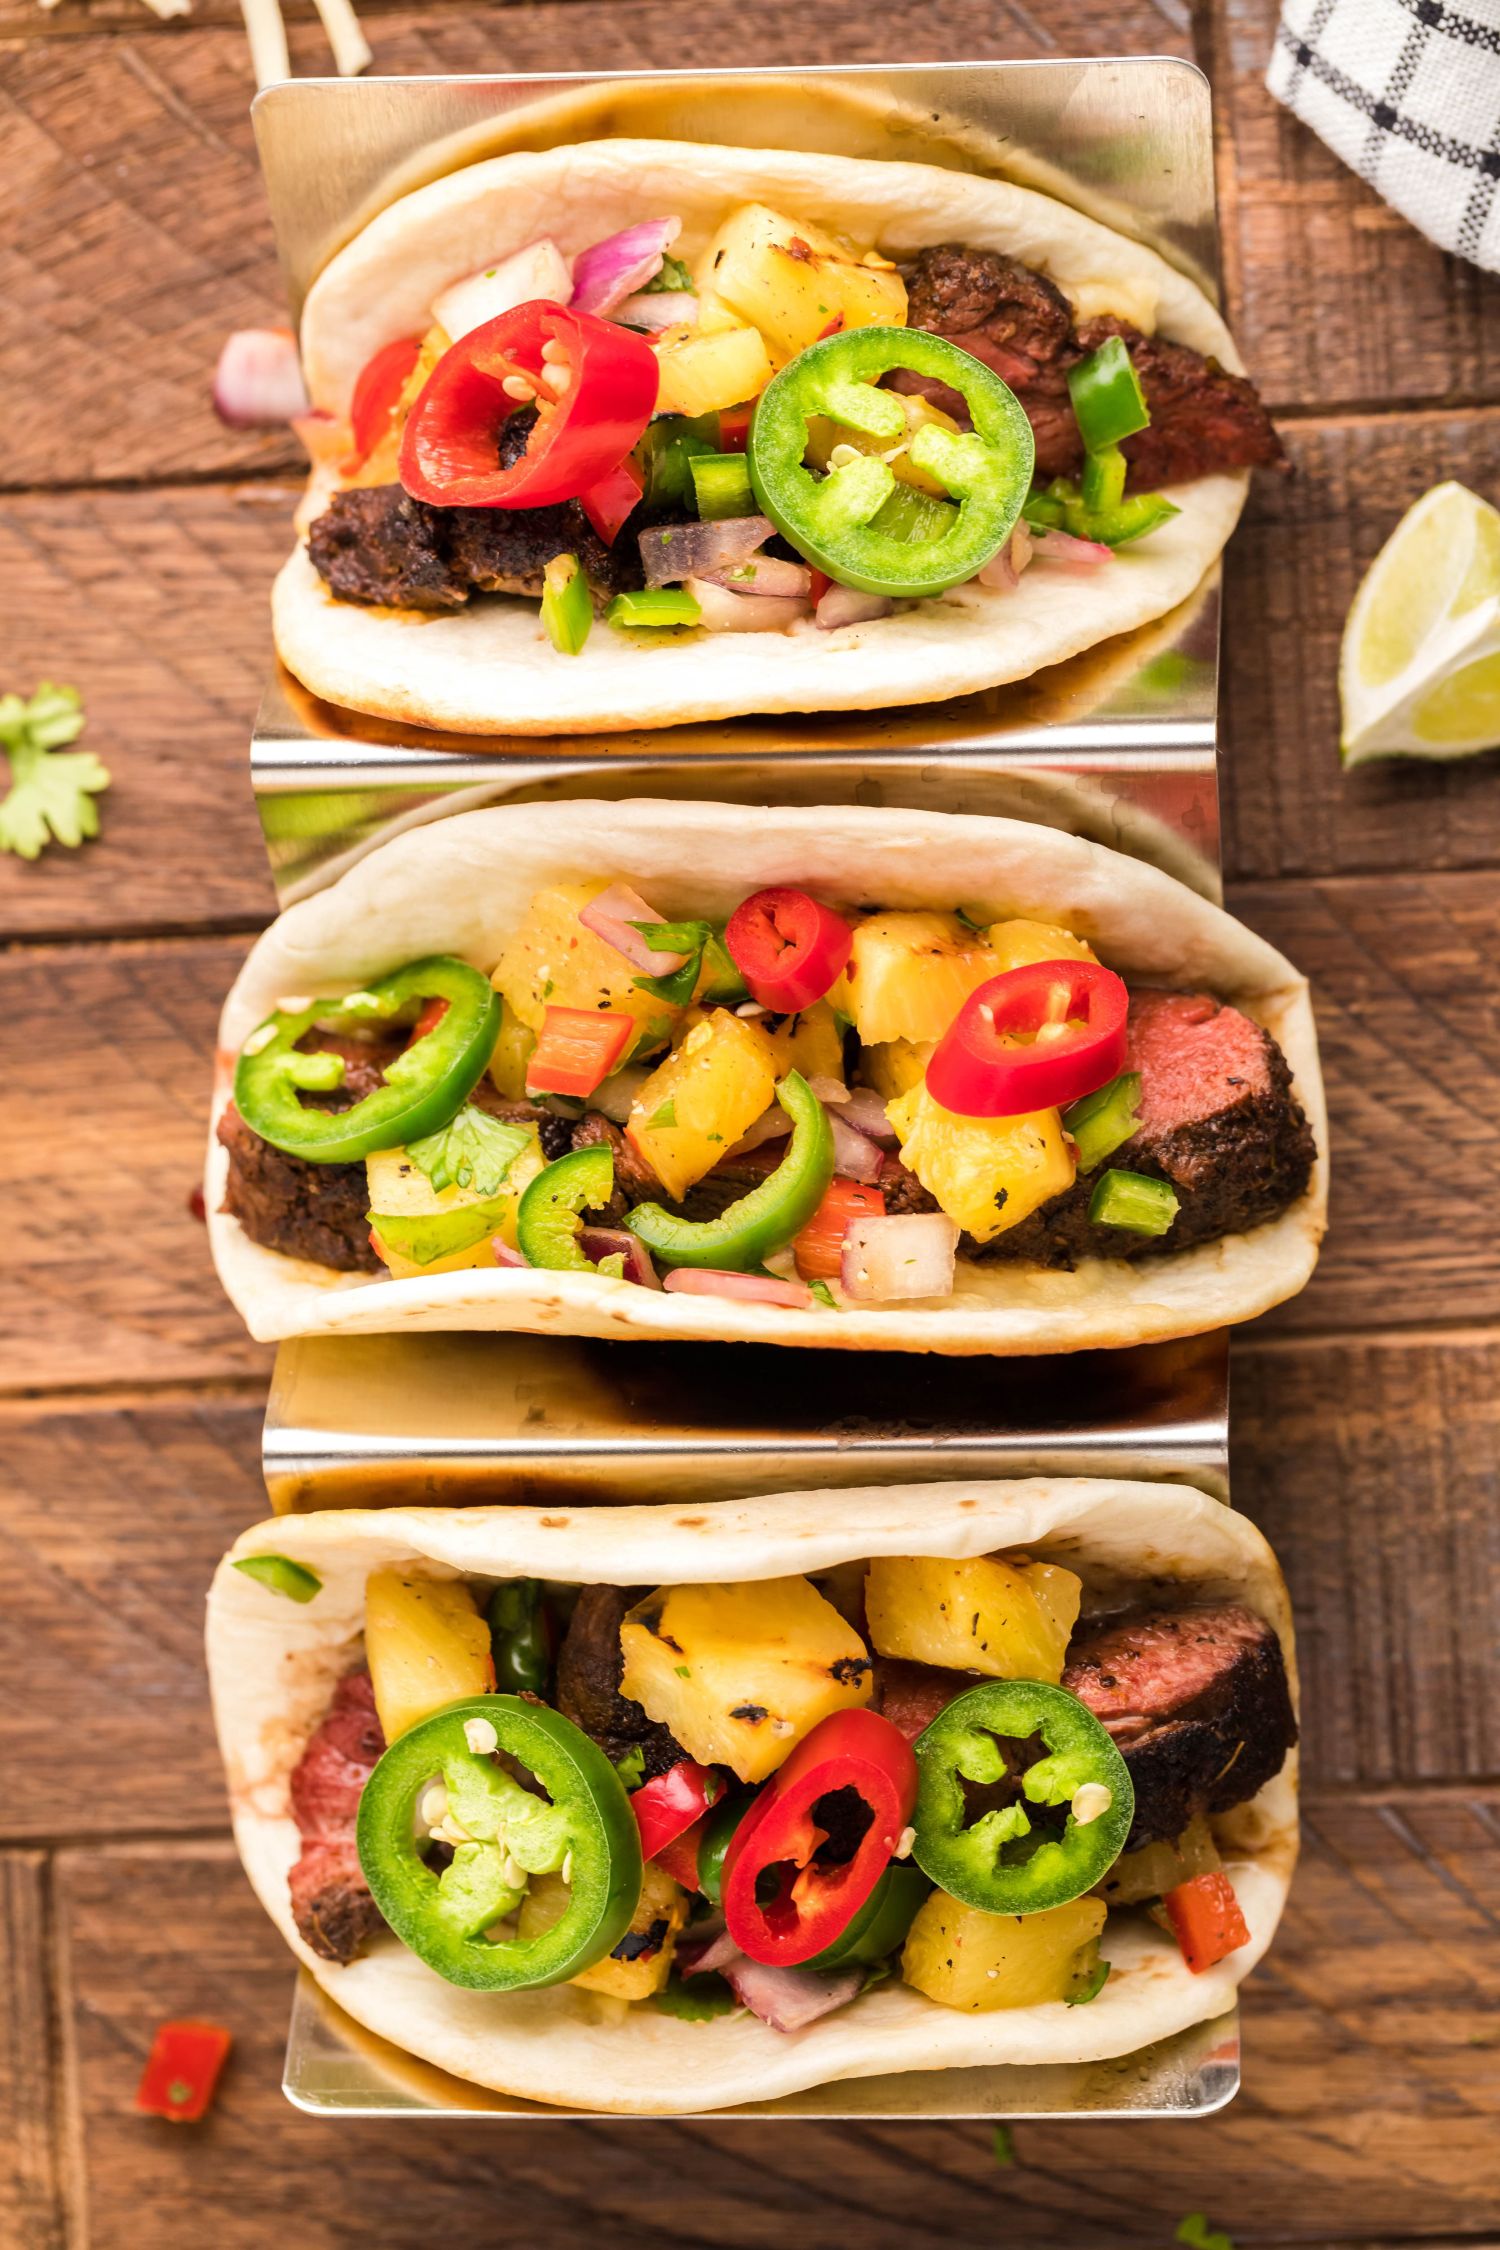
[399,303,660,510]
[631,1759,724,1863]
[725,887,853,1014]
[578,454,645,547]
[526,1006,635,1099]
[717,404,754,452]
[1164,1871,1250,1974]
[794,1177,885,1279]
[652,1815,708,1892]
[347,334,422,468]
[721,1708,917,1967]
[925,959,1129,1118]
[136,2021,232,2122]
[409,994,451,1044]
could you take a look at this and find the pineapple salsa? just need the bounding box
[222,872,1317,1301]
[263,1543,1294,2020]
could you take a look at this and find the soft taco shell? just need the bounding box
[276,139,1247,734]
[205,800,1327,1355]
[208,1476,1298,2116]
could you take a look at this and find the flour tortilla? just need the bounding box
[208,1476,1298,2116]
[276,139,1249,734]
[205,799,1327,1354]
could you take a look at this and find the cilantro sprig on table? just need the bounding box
[0,685,109,861]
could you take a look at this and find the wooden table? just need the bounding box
[3,1,1499,2242]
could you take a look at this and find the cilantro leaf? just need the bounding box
[0,685,109,861]
[611,1745,646,1790]
[1176,2217,1233,2250]
[631,918,713,1007]
[405,1107,532,1196]
[647,1100,678,1129]
[651,1972,736,2021]
[643,254,695,296]
[990,2124,1015,2167]
[808,1279,838,1309]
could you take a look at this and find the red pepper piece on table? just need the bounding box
[526,1006,635,1099]
[1164,1871,1250,1974]
[399,304,660,510]
[346,335,423,470]
[631,1759,724,1863]
[136,2021,232,2123]
[725,887,853,1014]
[794,1178,885,1279]
[925,959,1129,1118]
[721,1708,917,1967]
[579,454,645,546]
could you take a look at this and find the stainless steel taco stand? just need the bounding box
[248,53,1243,2120]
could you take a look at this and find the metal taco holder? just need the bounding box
[251,55,1241,2118]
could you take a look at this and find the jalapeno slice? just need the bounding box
[624,1071,834,1271]
[355,1694,642,1991]
[233,956,499,1165]
[747,328,1035,597]
[515,1145,617,1272]
[911,1681,1133,1916]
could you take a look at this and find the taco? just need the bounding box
[208,1477,1298,2115]
[276,139,1283,734]
[206,800,1325,1355]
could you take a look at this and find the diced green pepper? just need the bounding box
[606,588,703,631]
[1088,1167,1180,1235]
[1081,442,1127,515]
[634,414,719,510]
[1067,335,1150,452]
[232,1554,322,1603]
[625,1071,834,1271]
[1063,1071,1142,1174]
[540,554,592,656]
[690,452,757,521]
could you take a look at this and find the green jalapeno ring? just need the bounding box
[911,1680,1134,1917]
[515,1145,616,1272]
[805,1861,930,1970]
[747,328,1035,599]
[233,956,500,1166]
[624,1071,834,1272]
[355,1694,642,1992]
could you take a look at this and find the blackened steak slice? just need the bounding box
[555,1584,683,1782]
[308,484,467,611]
[286,1670,388,1964]
[1063,1604,1296,1850]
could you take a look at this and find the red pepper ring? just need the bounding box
[721,1708,917,1967]
[724,886,853,1014]
[348,334,423,468]
[925,959,1130,1118]
[630,1758,724,1864]
[399,302,661,511]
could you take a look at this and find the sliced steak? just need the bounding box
[873,1657,970,1742]
[1078,315,1287,489]
[569,1113,665,1224]
[308,484,467,611]
[555,1584,683,1782]
[217,1026,405,1273]
[1063,1604,1296,1849]
[286,1670,387,1964]
[470,1080,575,1160]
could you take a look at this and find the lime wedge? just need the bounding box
[1339,480,1500,763]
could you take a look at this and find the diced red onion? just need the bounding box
[291,408,352,468]
[685,576,809,634]
[678,1925,738,1977]
[663,1268,814,1310]
[815,583,894,631]
[614,290,698,331]
[838,1086,898,1144]
[590,1065,653,1125]
[705,555,813,600]
[725,1105,793,1157]
[432,239,573,343]
[571,218,682,318]
[841,1212,960,1303]
[579,1228,660,1288]
[828,1113,886,1185]
[806,1075,848,1105]
[213,328,308,427]
[578,883,687,976]
[641,517,774,588]
[1031,525,1114,570]
[720,1953,864,2033]
[491,1237,529,1268]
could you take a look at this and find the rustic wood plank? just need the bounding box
[0,1853,66,2250]
[0,0,1188,493]
[1212,0,1500,410]
[0,936,270,1392]
[53,1798,1500,2246]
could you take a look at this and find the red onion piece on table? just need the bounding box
[841,1212,959,1303]
[571,218,682,317]
[579,1229,660,1288]
[815,584,894,630]
[432,239,573,342]
[641,517,774,587]
[614,290,699,331]
[579,883,687,975]
[721,1954,864,2032]
[685,577,808,633]
[828,1112,886,1184]
[663,1268,813,1309]
[213,329,308,426]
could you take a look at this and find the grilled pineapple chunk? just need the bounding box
[364,1571,495,1743]
[903,1893,1106,2012]
[865,1555,1082,1685]
[830,913,1001,1046]
[986,918,1099,973]
[619,1577,873,1782]
[696,203,907,365]
[366,1134,545,1276]
[886,1082,1075,1242]
[760,999,846,1085]
[859,1038,934,1101]
[518,1863,687,1999]
[653,323,775,416]
[493,883,680,1056]
[487,997,537,1102]
[625,1009,779,1201]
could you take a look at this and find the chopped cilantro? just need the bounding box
[612,1745,646,1790]
[632,917,715,1007]
[674,1664,691,1679]
[990,2124,1015,2167]
[1176,2217,1233,2250]
[0,684,109,861]
[809,1279,837,1309]
[406,1108,531,1197]
[648,1100,678,1129]
[652,1972,736,2021]
[643,254,695,295]
[954,905,988,933]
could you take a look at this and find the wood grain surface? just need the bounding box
[3,0,1499,2243]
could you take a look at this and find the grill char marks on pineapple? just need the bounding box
[554,1585,685,1783]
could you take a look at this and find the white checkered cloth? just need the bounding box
[1268,0,1500,273]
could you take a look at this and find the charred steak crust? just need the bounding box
[1063,1604,1297,1850]
[308,484,467,611]
[286,1670,388,1965]
[555,1584,683,1782]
